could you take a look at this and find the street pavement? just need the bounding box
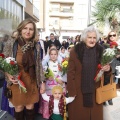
[0,110,47,120]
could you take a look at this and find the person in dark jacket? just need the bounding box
[44,36,49,55]
[46,33,61,51]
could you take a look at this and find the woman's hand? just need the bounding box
[40,83,46,94]
[101,64,110,72]
[5,72,18,84]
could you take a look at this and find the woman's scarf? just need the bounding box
[81,45,97,107]
[17,37,36,80]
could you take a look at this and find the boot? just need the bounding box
[25,108,35,120]
[14,110,25,120]
[108,99,113,105]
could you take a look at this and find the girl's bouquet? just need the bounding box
[44,67,61,82]
[94,47,117,82]
[58,58,68,76]
[0,54,27,93]
[44,67,54,79]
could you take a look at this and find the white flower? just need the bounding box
[103,48,116,56]
[5,57,15,64]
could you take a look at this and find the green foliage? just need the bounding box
[91,0,120,29]
[44,68,54,78]
[61,66,67,76]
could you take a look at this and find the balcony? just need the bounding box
[49,12,73,17]
[49,3,73,17]
[33,5,39,19]
[49,0,74,4]
[60,6,73,13]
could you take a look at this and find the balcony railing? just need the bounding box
[50,0,74,3]
[33,5,39,19]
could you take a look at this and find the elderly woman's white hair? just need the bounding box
[81,26,100,42]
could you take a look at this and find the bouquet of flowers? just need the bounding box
[58,58,68,76]
[44,67,54,78]
[44,67,61,82]
[0,54,27,93]
[94,47,117,82]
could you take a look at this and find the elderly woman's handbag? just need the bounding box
[96,74,117,104]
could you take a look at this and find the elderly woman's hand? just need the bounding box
[101,64,110,72]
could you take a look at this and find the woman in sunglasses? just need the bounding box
[103,31,120,106]
[108,31,117,43]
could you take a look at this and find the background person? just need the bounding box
[46,33,61,51]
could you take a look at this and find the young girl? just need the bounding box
[59,46,67,59]
[40,85,75,120]
[39,48,66,119]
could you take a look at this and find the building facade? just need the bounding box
[35,0,92,42]
[0,0,39,41]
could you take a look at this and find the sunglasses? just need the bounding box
[109,34,116,37]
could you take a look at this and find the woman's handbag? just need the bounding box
[96,74,117,104]
[0,70,5,79]
[4,87,12,98]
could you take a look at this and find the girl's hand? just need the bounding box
[101,64,110,72]
[40,83,46,94]
[57,79,63,85]
[48,76,53,81]
[5,72,18,84]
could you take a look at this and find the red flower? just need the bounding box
[97,64,102,69]
[110,42,118,48]
[10,61,15,65]
[58,64,62,71]
[0,54,5,58]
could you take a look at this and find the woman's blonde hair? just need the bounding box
[52,85,63,95]
[107,30,117,42]
[12,18,38,41]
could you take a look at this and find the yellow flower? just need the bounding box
[64,64,67,68]
[62,61,68,67]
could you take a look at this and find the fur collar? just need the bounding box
[74,41,103,64]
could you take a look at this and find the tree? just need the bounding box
[90,0,120,34]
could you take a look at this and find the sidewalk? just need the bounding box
[0,110,47,120]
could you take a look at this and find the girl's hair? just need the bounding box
[61,46,65,50]
[81,26,99,42]
[12,18,38,41]
[49,44,56,49]
[52,85,63,95]
[49,48,58,55]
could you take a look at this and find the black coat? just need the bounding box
[46,39,61,50]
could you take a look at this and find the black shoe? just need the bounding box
[103,102,107,106]
[108,99,113,105]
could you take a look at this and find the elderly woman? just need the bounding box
[5,18,45,120]
[67,26,111,120]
